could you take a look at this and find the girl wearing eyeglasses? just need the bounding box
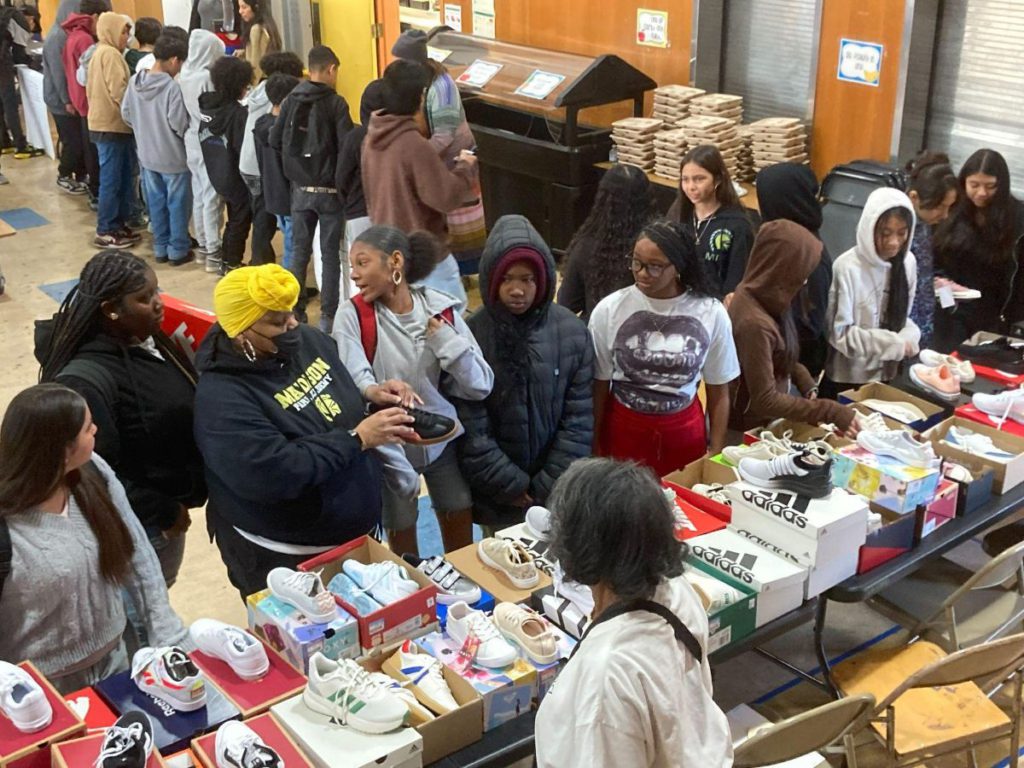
[589,220,740,475]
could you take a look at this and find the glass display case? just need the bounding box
[429,31,656,253]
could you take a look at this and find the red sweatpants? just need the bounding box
[598,396,708,477]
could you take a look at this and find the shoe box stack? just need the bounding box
[651,84,705,123]
[746,117,808,171]
[676,114,743,178]
[611,117,664,171]
[652,128,690,180]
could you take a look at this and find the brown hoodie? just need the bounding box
[86,12,131,134]
[728,220,856,431]
[362,110,475,242]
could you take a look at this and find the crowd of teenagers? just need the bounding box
[2,12,1024,765]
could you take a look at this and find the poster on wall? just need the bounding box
[472,0,495,38]
[514,70,566,100]
[444,4,463,32]
[636,8,669,48]
[837,38,883,87]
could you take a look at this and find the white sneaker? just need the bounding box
[737,450,834,498]
[342,560,420,605]
[691,483,732,506]
[0,661,52,733]
[303,652,408,733]
[721,441,785,466]
[402,554,480,606]
[920,349,976,383]
[477,538,540,589]
[972,386,1024,426]
[267,567,336,623]
[860,398,927,425]
[215,719,283,767]
[493,603,559,665]
[131,646,207,712]
[524,505,552,540]
[856,410,889,433]
[552,563,595,614]
[382,638,459,715]
[942,461,975,483]
[189,619,269,681]
[757,429,832,462]
[943,425,1017,463]
[856,429,938,469]
[445,601,518,668]
[367,671,436,724]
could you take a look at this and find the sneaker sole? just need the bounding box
[10,708,53,733]
[856,437,935,469]
[736,464,833,499]
[267,584,336,624]
[302,687,404,733]
[94,240,135,250]
[909,367,960,402]
[435,585,482,606]
[205,263,222,274]
[476,542,540,589]
[407,424,459,446]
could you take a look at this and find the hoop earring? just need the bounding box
[392,270,403,286]
[109,313,119,320]
[240,337,258,363]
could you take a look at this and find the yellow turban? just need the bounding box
[213,264,300,337]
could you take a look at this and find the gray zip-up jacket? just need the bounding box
[121,68,190,174]
[42,0,80,114]
[239,79,271,178]
[335,286,494,469]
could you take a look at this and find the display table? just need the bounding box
[594,160,760,215]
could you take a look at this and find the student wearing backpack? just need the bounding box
[270,45,354,331]
[35,251,207,587]
[254,73,300,270]
[336,226,494,557]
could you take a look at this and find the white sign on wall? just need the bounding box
[636,8,669,48]
[837,38,883,87]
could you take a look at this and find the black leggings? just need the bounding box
[53,111,86,181]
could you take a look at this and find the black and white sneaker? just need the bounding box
[215,720,283,768]
[402,553,481,606]
[96,711,153,768]
[737,450,833,499]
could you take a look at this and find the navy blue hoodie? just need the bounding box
[193,324,381,546]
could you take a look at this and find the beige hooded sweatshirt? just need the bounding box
[86,12,132,134]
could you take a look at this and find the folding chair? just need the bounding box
[871,540,1024,651]
[732,693,875,768]
[832,634,1024,768]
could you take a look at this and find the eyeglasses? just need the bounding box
[627,256,670,278]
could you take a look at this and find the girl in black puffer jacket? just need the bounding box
[455,215,594,531]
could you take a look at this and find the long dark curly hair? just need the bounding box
[566,164,655,309]
[638,219,719,299]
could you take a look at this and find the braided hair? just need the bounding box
[39,251,197,384]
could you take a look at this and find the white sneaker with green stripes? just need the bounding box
[303,653,408,734]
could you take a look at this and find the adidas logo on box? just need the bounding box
[739,489,810,529]
[692,544,756,584]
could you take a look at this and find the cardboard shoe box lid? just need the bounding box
[191,712,315,768]
[926,416,1024,494]
[189,641,306,719]
[63,686,118,731]
[661,481,728,539]
[0,662,85,764]
[446,543,552,605]
[840,381,950,431]
[662,458,739,522]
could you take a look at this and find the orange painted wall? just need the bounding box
[811,0,906,175]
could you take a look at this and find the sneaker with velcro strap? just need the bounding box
[402,553,481,605]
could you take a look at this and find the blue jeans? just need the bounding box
[142,168,193,261]
[276,214,293,271]
[95,139,134,235]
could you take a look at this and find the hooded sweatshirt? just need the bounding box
[61,11,94,116]
[254,112,290,216]
[756,163,834,374]
[335,286,494,470]
[42,0,79,114]
[178,30,224,137]
[85,12,132,135]
[193,324,382,546]
[729,220,856,431]
[121,69,190,173]
[455,215,594,526]
[269,80,354,189]
[361,110,475,241]
[667,197,755,295]
[239,79,270,178]
[199,89,248,201]
[826,188,920,385]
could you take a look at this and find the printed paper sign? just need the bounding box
[837,38,883,86]
[636,8,669,48]
[427,46,453,63]
[514,69,566,100]
[456,58,502,88]
[472,11,495,38]
[443,3,462,31]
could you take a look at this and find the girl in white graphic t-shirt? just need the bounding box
[589,220,740,476]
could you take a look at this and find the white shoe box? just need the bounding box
[271,693,423,768]
[726,483,868,598]
[688,529,807,627]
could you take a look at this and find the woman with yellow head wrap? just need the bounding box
[193,263,417,598]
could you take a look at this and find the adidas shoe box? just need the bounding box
[192,712,315,768]
[246,588,360,674]
[830,442,942,514]
[189,640,306,718]
[926,416,1024,493]
[271,694,423,768]
[686,559,758,652]
[687,529,807,627]
[726,484,869,598]
[299,536,440,656]
[93,669,240,755]
[0,662,85,768]
[53,733,170,767]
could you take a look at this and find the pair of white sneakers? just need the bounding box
[269,563,423,624]
[856,429,938,469]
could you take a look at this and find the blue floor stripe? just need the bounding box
[754,624,902,704]
[992,745,1024,768]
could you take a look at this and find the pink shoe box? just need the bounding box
[662,458,739,523]
[189,640,306,719]
[299,536,439,656]
[191,712,316,768]
[857,503,918,574]
[0,662,85,768]
[245,588,360,674]
[915,479,958,541]
[52,732,169,768]
[925,416,1024,494]
[63,686,118,733]
[662,480,728,540]
[955,403,1024,439]
[830,442,942,514]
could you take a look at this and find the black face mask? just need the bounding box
[270,326,303,360]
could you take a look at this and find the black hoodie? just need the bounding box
[193,324,381,546]
[269,80,354,190]
[454,215,594,527]
[198,90,249,203]
[33,331,207,533]
[254,112,291,217]
[755,163,834,377]
[667,198,755,295]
